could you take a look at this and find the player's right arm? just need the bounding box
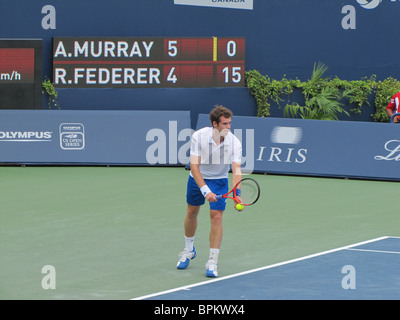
[190,130,217,203]
[190,155,217,203]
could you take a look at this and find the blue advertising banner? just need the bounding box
[3,109,400,181]
[195,114,400,181]
[0,110,191,165]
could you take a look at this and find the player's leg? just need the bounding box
[205,179,228,277]
[206,209,223,277]
[185,204,200,239]
[177,177,204,270]
[177,204,199,269]
[209,209,223,249]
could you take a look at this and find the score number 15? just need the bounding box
[222,66,241,84]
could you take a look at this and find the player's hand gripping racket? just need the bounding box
[391,113,400,123]
[216,178,260,206]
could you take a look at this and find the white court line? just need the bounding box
[132,235,392,300]
[346,248,400,255]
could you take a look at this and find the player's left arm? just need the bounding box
[231,161,242,206]
[231,131,242,179]
[232,162,242,186]
[231,133,243,203]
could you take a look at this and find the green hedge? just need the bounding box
[245,63,400,122]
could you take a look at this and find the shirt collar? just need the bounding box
[207,127,231,145]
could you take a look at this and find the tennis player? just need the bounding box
[386,91,400,122]
[177,105,242,277]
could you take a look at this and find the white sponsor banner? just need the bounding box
[195,113,400,182]
[174,0,253,10]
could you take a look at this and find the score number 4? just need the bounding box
[167,67,178,84]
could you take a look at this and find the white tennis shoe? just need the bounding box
[205,259,218,277]
[177,247,197,269]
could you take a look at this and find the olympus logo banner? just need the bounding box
[174,0,253,10]
[0,110,191,165]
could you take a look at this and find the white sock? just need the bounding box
[208,248,220,263]
[185,236,195,251]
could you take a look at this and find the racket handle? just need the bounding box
[216,195,223,200]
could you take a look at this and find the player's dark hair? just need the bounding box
[209,105,233,125]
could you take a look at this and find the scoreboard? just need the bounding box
[53,37,245,88]
[0,48,34,84]
[0,39,42,109]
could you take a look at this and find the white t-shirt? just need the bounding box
[190,127,242,179]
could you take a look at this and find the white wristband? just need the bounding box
[200,185,211,197]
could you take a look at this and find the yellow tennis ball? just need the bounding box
[236,203,244,211]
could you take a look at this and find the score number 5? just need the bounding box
[168,40,178,57]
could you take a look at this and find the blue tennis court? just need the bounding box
[136,236,400,300]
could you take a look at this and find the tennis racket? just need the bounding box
[391,113,400,123]
[216,178,260,206]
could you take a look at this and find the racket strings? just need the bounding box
[239,180,259,205]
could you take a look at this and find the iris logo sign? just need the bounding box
[256,126,308,164]
[356,0,382,9]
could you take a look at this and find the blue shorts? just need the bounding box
[186,175,229,211]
